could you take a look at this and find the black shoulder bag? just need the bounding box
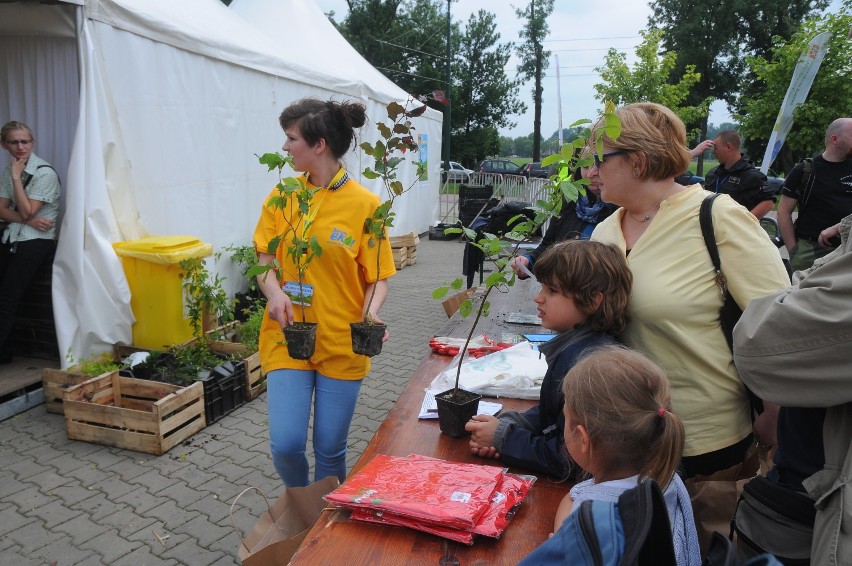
[699,194,763,417]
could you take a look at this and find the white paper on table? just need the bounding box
[430,342,547,400]
[419,389,502,419]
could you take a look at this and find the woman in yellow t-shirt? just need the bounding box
[587,102,789,550]
[253,99,396,487]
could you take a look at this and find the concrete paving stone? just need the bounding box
[21,442,71,466]
[5,483,53,514]
[24,498,83,530]
[89,474,141,501]
[48,480,103,507]
[155,480,206,508]
[109,544,180,566]
[64,461,112,488]
[139,499,200,533]
[0,442,36,469]
[0,470,26,500]
[100,506,160,540]
[0,545,46,566]
[125,526,190,553]
[79,528,144,564]
[30,538,99,566]
[22,468,77,493]
[196,458,252,483]
[112,486,170,515]
[100,456,151,482]
[229,469,283,500]
[6,518,71,555]
[135,453,192,477]
[53,513,112,546]
[159,537,225,566]
[79,446,134,470]
[4,457,44,482]
[41,451,96,478]
[174,447,225,471]
[208,553,240,566]
[126,468,183,496]
[185,492,240,527]
[168,463,219,489]
[61,438,114,459]
[171,513,232,548]
[67,490,113,522]
[194,475,250,505]
[233,451,271,474]
[0,502,37,537]
[184,435,231,456]
[222,418,266,438]
[211,442,261,466]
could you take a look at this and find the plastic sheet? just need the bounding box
[331,454,537,544]
[325,454,503,529]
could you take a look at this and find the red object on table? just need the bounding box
[429,336,514,358]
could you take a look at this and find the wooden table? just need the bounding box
[291,280,569,565]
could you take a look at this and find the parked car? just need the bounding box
[520,161,555,179]
[477,158,523,175]
[441,161,473,183]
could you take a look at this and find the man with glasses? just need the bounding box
[0,121,60,364]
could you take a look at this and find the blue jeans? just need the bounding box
[267,369,363,487]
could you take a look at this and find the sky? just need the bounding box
[314,0,844,140]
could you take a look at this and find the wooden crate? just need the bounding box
[63,371,206,455]
[390,231,419,248]
[208,341,266,401]
[42,366,103,415]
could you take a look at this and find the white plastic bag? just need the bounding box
[430,342,546,399]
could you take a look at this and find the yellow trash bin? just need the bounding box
[113,235,214,350]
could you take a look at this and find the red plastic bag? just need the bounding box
[325,454,503,529]
[349,507,475,545]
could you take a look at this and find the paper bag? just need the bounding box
[442,287,477,318]
[232,476,339,565]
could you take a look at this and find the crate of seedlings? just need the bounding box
[62,370,206,455]
[42,353,123,415]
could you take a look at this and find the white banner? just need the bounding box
[760,31,831,174]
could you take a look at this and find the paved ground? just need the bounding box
[0,236,467,566]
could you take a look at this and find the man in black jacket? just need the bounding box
[703,130,775,219]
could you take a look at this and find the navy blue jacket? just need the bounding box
[496,331,615,479]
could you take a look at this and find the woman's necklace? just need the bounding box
[627,210,654,223]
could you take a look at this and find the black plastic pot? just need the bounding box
[350,322,386,357]
[435,388,482,437]
[283,322,317,360]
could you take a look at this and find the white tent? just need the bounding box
[0,0,443,365]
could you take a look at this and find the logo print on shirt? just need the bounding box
[329,228,356,248]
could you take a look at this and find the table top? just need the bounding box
[290,279,570,566]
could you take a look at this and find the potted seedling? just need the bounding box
[351,93,446,356]
[430,107,621,436]
[249,152,322,360]
[180,256,235,338]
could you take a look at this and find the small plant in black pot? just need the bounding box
[351,92,445,356]
[249,152,323,360]
[431,108,620,437]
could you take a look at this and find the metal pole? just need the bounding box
[442,0,451,174]
[555,54,563,151]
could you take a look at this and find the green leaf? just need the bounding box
[604,113,622,140]
[541,154,561,167]
[432,287,449,299]
[450,278,464,290]
[377,122,392,140]
[459,300,473,318]
[387,101,406,120]
[393,123,409,134]
[359,141,374,154]
[362,169,380,180]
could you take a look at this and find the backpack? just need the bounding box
[518,479,677,566]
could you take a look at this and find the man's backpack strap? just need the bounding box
[617,479,676,566]
[798,157,815,210]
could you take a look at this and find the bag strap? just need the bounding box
[699,194,728,298]
[229,486,275,554]
[22,164,60,190]
[618,480,676,566]
[798,158,814,210]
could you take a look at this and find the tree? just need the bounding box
[594,28,710,140]
[648,0,827,173]
[514,0,554,161]
[452,10,526,165]
[736,4,852,173]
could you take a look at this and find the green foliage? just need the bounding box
[433,110,621,392]
[237,304,264,354]
[514,0,555,160]
[179,257,234,339]
[65,352,122,377]
[249,153,323,322]
[217,244,260,294]
[359,95,439,321]
[594,28,711,139]
[736,5,852,171]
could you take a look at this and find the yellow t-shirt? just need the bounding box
[592,186,790,456]
[253,169,396,379]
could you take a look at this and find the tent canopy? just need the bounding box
[0,0,443,363]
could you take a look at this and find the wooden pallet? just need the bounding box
[63,371,206,455]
